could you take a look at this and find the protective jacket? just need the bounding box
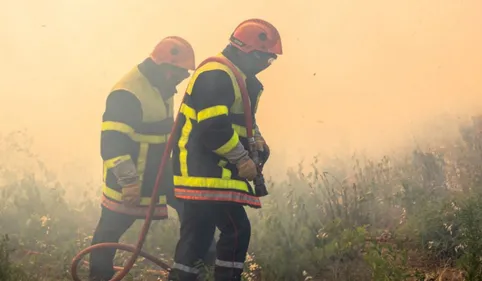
[172,53,263,208]
[100,62,174,219]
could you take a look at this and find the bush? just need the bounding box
[0,234,32,281]
[2,116,482,280]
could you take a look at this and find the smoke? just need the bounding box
[1,0,481,184]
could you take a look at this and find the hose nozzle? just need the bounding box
[254,174,268,197]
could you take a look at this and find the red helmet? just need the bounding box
[150,36,195,70]
[229,19,282,55]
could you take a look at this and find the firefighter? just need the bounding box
[167,19,282,281]
[89,36,216,281]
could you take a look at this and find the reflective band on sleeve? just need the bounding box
[103,155,136,186]
[102,121,169,144]
[102,185,167,205]
[172,263,200,274]
[213,131,239,156]
[180,104,197,120]
[103,155,132,169]
[175,187,261,207]
[231,124,255,138]
[215,259,244,269]
[197,105,229,122]
[102,121,135,135]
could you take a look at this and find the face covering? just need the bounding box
[241,51,278,75]
[156,64,190,94]
[166,67,190,86]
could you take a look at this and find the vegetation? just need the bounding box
[2,116,482,280]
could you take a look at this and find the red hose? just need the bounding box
[69,55,253,281]
[70,98,183,280]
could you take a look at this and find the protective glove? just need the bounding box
[255,134,270,165]
[254,125,270,153]
[121,182,141,206]
[255,135,265,151]
[236,155,258,181]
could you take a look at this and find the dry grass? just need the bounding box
[2,115,482,280]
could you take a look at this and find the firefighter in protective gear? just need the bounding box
[89,36,216,281]
[167,18,282,281]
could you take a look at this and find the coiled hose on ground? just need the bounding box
[69,55,256,281]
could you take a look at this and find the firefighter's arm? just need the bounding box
[253,119,265,150]
[101,90,141,188]
[254,123,270,164]
[247,76,267,152]
[191,70,257,180]
[251,86,270,162]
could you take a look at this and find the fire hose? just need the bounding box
[70,55,268,281]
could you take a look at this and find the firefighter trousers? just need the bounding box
[168,201,251,281]
[88,196,217,281]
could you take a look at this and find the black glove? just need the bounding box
[258,146,270,166]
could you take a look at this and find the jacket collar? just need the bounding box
[137,58,176,100]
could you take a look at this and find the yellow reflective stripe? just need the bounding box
[102,121,135,135]
[185,54,245,97]
[180,104,197,120]
[222,169,232,179]
[218,160,232,180]
[103,155,131,182]
[232,124,255,138]
[104,155,131,169]
[103,165,107,182]
[197,105,228,122]
[102,121,169,144]
[133,134,169,144]
[213,131,239,155]
[102,185,167,205]
[175,187,261,207]
[174,176,249,193]
[137,143,149,182]
[178,103,196,177]
[178,118,193,177]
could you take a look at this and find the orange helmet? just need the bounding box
[229,19,282,55]
[150,36,195,70]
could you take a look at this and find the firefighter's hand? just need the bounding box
[122,182,141,206]
[255,135,267,152]
[255,135,270,163]
[236,156,258,181]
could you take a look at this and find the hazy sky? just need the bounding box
[1,0,481,184]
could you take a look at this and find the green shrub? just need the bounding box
[0,234,32,281]
[455,194,482,281]
[3,117,482,280]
